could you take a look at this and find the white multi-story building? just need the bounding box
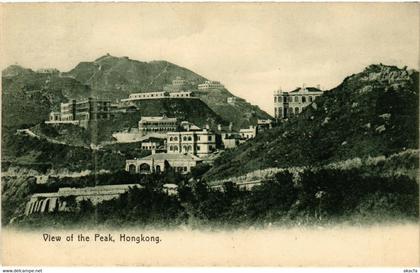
[172,76,187,87]
[198,80,224,90]
[121,91,194,102]
[240,126,257,140]
[167,129,217,157]
[274,85,323,119]
[227,97,237,105]
[138,116,178,136]
[169,91,193,98]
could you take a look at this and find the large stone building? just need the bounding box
[138,116,178,136]
[166,129,217,157]
[25,184,141,215]
[60,98,112,121]
[126,153,202,174]
[274,85,323,119]
[171,76,187,88]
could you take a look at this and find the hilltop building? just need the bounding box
[138,116,178,137]
[240,126,257,140]
[274,85,323,119]
[257,119,273,131]
[198,80,224,90]
[48,111,61,122]
[126,153,202,174]
[60,98,112,121]
[121,91,194,102]
[36,68,59,74]
[172,76,187,88]
[227,97,237,105]
[46,98,112,127]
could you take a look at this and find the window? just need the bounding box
[289,107,294,114]
[302,96,306,103]
[197,145,200,151]
[295,107,299,114]
[169,146,173,151]
[188,136,192,141]
[197,136,201,141]
[174,137,178,141]
[279,107,283,118]
[174,146,178,151]
[279,96,283,102]
[295,96,299,102]
[309,96,313,102]
[274,97,277,102]
[184,167,188,172]
[208,136,212,141]
[169,137,173,141]
[183,136,187,141]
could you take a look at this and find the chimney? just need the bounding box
[205,124,210,130]
[316,84,321,90]
[217,124,222,131]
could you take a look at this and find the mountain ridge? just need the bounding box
[204,64,419,180]
[2,54,271,130]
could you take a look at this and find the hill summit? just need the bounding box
[205,64,419,180]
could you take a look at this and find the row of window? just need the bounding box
[274,95,316,103]
[175,166,188,172]
[140,128,177,132]
[141,145,158,150]
[168,145,198,152]
[168,135,212,142]
[140,122,177,126]
[274,107,304,118]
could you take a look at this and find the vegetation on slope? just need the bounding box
[205,64,419,180]
[8,168,418,228]
[1,132,150,173]
[1,55,271,134]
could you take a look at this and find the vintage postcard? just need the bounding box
[0,2,419,268]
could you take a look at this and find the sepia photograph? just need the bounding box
[0,2,419,268]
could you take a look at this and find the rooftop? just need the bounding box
[289,87,322,93]
[31,184,141,198]
[131,153,202,162]
[139,116,177,122]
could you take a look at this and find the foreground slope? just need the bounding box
[205,64,419,180]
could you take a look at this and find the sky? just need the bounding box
[1,3,419,115]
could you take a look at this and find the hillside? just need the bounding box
[1,67,92,128]
[2,55,271,131]
[205,64,419,180]
[64,54,271,128]
[64,55,206,96]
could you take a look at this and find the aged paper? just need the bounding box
[1,2,419,267]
